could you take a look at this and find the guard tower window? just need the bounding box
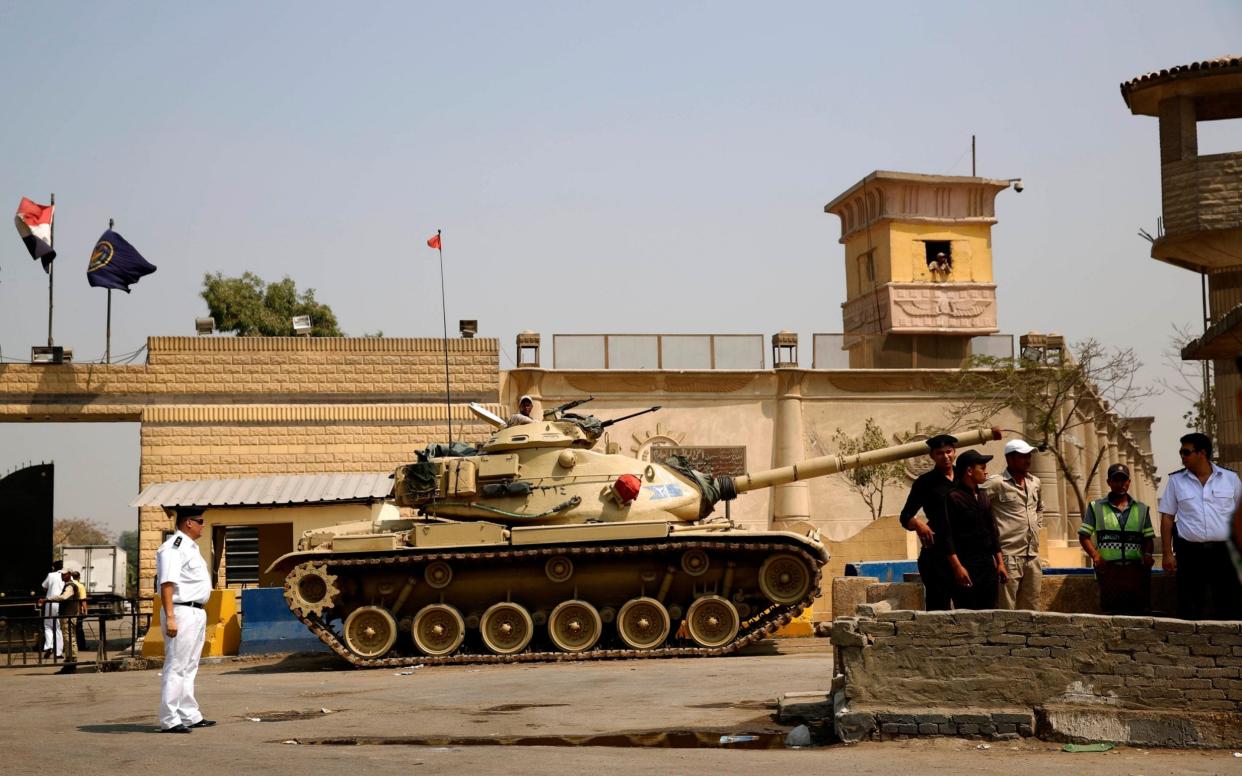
[924,240,952,273]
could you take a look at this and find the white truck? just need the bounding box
[61,545,128,613]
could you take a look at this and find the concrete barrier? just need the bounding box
[142,589,241,658]
[238,587,331,655]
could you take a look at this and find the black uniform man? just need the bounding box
[899,434,959,610]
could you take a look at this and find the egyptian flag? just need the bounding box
[14,198,56,272]
[87,230,157,292]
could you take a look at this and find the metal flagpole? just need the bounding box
[436,229,453,447]
[105,218,114,363]
[47,193,55,346]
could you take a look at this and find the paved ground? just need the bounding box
[1,639,1238,775]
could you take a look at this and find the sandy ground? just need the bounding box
[1,639,1238,775]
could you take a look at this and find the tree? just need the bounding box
[52,518,113,555]
[831,418,909,519]
[201,272,343,336]
[938,338,1154,517]
[1157,323,1215,438]
[117,529,139,595]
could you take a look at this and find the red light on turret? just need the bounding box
[612,474,641,505]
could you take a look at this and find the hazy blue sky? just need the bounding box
[1,2,1239,537]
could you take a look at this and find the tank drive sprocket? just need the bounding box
[284,561,340,618]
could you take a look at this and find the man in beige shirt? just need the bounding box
[982,439,1044,609]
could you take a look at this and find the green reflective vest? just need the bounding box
[1088,499,1149,562]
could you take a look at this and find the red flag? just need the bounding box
[15,197,56,271]
[426,233,441,250]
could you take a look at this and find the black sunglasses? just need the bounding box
[186,517,206,525]
[1178,448,1198,457]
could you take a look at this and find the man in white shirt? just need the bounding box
[39,560,64,659]
[156,510,216,733]
[1158,432,1242,620]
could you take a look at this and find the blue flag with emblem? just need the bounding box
[87,229,157,292]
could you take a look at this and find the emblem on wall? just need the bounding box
[631,425,747,477]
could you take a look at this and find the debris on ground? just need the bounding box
[785,725,812,748]
[719,735,759,745]
[1062,742,1115,753]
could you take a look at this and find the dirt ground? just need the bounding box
[1,639,1238,775]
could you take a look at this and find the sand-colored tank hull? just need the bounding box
[272,526,826,667]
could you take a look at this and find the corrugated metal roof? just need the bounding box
[130,472,394,508]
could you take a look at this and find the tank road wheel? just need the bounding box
[544,555,574,583]
[424,561,453,589]
[548,600,602,653]
[411,604,466,657]
[616,597,671,650]
[759,553,812,605]
[686,595,740,649]
[284,562,340,618]
[343,606,398,659]
[680,549,710,577]
[480,602,534,655]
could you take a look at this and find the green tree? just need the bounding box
[831,418,909,519]
[201,272,343,336]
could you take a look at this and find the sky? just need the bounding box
[1,2,1239,538]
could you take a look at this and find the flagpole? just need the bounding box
[436,229,453,447]
[105,218,114,364]
[47,193,54,347]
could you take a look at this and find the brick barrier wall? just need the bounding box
[830,610,1242,745]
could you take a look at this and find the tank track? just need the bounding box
[286,537,823,668]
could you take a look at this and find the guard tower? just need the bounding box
[1122,56,1242,471]
[824,171,1018,368]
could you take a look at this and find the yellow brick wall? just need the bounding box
[0,336,500,420]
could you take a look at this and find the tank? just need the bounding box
[268,399,1000,667]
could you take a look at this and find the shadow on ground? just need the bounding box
[78,723,159,734]
[222,653,349,675]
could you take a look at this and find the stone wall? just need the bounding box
[830,609,1242,745]
[1162,151,1242,236]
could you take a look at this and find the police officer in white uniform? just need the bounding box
[156,510,215,733]
[40,560,65,658]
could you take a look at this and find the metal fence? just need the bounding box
[553,334,765,369]
[0,605,151,668]
[812,333,1015,369]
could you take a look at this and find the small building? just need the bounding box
[131,472,397,589]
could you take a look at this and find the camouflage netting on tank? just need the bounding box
[419,442,480,459]
[561,413,604,442]
[662,455,721,519]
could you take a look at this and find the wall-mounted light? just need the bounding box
[291,315,312,336]
[459,319,478,338]
[31,346,71,364]
[195,317,215,336]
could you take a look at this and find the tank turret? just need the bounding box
[270,400,1000,667]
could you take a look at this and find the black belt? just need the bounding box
[174,601,205,609]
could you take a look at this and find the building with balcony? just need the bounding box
[1122,55,1242,470]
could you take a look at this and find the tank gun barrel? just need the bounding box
[544,396,594,420]
[600,406,661,429]
[719,426,1001,497]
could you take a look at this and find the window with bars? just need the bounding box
[222,526,260,586]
